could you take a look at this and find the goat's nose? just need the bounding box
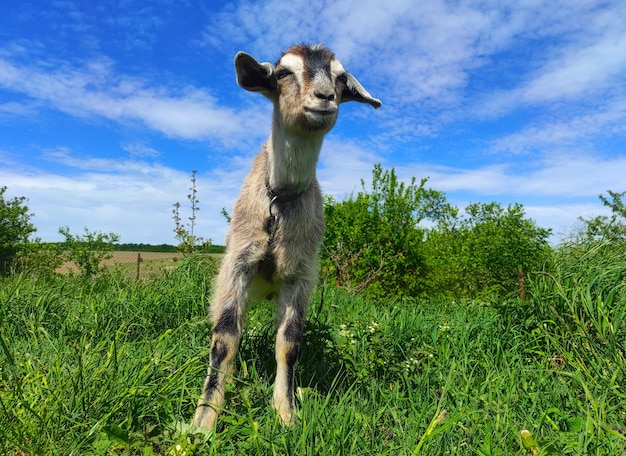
[314,90,335,102]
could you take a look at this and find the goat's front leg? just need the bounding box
[192,252,255,430]
[192,300,242,430]
[273,279,311,425]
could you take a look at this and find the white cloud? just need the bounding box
[318,138,382,198]
[522,33,626,103]
[489,98,626,155]
[0,101,34,117]
[0,56,267,143]
[0,151,242,244]
[412,152,626,199]
[121,142,161,159]
[201,1,624,105]
[476,3,626,117]
[525,203,611,243]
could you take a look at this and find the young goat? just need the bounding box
[192,44,381,430]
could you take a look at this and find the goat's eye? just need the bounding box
[276,69,293,80]
[337,74,348,85]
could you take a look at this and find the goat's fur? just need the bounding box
[192,44,381,430]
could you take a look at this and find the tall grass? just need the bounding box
[1,246,624,454]
[527,240,626,454]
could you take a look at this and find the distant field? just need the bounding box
[60,251,221,280]
[103,251,184,265]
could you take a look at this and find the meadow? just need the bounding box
[1,245,625,455]
[57,251,185,281]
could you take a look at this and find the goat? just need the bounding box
[192,44,381,430]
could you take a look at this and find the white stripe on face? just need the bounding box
[277,53,305,85]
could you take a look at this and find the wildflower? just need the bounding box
[339,324,352,338]
[519,429,539,454]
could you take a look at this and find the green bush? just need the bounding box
[321,164,451,299]
[0,186,37,275]
[58,226,120,278]
[321,165,552,301]
[578,190,626,243]
[425,202,552,299]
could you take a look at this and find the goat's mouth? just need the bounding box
[304,107,338,128]
[305,107,338,116]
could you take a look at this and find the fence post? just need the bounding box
[517,266,525,300]
[136,253,142,281]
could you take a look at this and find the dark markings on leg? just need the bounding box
[213,307,239,336]
[202,340,229,397]
[283,317,304,343]
[210,340,228,368]
[285,345,299,409]
[200,368,220,399]
[204,371,219,394]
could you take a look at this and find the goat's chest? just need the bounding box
[262,202,323,275]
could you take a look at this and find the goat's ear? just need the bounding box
[234,52,277,93]
[341,73,382,109]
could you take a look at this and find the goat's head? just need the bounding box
[235,44,381,135]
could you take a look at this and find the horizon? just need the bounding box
[2,1,625,245]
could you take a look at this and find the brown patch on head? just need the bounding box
[276,44,335,65]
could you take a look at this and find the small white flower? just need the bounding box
[339,324,353,338]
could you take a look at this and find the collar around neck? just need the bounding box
[265,179,308,204]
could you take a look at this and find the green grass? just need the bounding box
[1,249,625,455]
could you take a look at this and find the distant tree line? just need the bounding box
[114,243,225,254]
[114,243,178,253]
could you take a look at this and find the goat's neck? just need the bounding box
[266,119,324,194]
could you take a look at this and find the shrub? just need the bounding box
[321,164,452,299]
[58,226,120,278]
[425,202,552,299]
[0,186,37,275]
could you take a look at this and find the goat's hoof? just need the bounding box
[192,404,218,431]
[274,405,297,427]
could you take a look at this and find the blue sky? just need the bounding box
[1,1,625,245]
